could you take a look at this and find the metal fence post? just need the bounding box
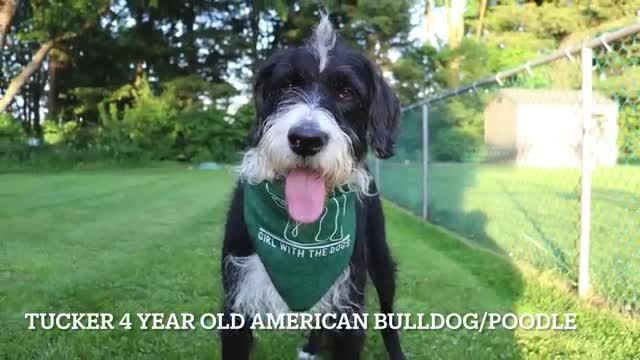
[422,103,429,220]
[579,46,593,298]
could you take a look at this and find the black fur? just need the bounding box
[250,40,399,161]
[220,25,404,360]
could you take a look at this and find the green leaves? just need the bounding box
[24,0,110,41]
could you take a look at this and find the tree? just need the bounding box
[390,44,448,104]
[476,0,487,39]
[0,0,111,116]
[0,0,18,49]
[0,0,415,159]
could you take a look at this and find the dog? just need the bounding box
[220,15,405,360]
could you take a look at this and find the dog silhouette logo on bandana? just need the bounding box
[243,181,356,311]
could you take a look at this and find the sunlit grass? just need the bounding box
[378,162,640,310]
[1,165,638,359]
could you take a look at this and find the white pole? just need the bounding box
[422,103,429,220]
[579,46,593,298]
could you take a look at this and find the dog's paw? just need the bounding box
[390,350,408,360]
[297,347,316,360]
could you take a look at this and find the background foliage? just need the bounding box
[0,0,638,165]
[391,0,638,162]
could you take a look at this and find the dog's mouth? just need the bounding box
[285,168,327,224]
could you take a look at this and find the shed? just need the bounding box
[484,89,619,168]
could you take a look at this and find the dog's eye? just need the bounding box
[329,80,354,100]
[338,88,353,100]
[282,74,303,90]
[276,79,297,97]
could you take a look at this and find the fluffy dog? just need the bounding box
[220,15,405,360]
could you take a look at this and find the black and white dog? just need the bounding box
[221,16,405,360]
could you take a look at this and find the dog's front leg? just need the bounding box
[365,186,406,360]
[220,184,256,359]
[329,328,366,360]
[220,311,253,360]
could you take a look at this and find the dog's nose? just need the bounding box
[288,123,329,157]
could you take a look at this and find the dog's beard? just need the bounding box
[238,102,371,196]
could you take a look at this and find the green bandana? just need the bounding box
[243,181,357,311]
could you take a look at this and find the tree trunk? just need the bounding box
[184,0,198,72]
[446,0,464,49]
[476,0,488,39]
[0,0,18,49]
[133,5,149,88]
[446,0,465,88]
[47,50,62,121]
[23,82,30,132]
[31,68,43,138]
[0,40,54,112]
[423,0,435,41]
[134,61,145,89]
[250,1,260,71]
[272,0,296,52]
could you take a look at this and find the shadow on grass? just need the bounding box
[537,183,640,212]
[375,161,527,359]
[497,180,574,276]
[513,180,640,307]
[374,107,526,358]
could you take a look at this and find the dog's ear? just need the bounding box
[248,60,276,147]
[367,64,400,159]
[253,61,274,124]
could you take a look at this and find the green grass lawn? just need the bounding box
[377,161,640,311]
[1,165,639,359]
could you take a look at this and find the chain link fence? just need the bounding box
[375,23,640,314]
[590,28,640,312]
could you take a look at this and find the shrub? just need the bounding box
[94,92,253,164]
[618,104,640,163]
[174,104,253,163]
[96,103,145,161]
[430,127,481,162]
[123,96,177,159]
[43,120,64,145]
[0,113,27,160]
[428,96,485,162]
[3,77,254,167]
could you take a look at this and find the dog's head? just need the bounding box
[239,15,400,223]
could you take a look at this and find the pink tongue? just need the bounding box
[285,168,327,224]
